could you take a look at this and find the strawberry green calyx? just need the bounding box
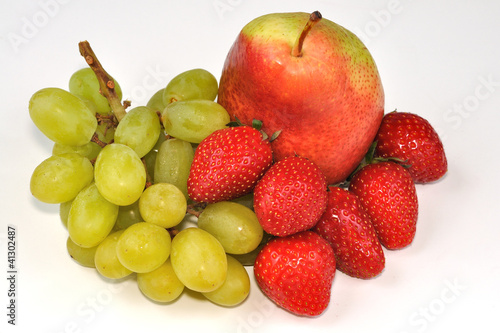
[343,140,411,186]
[251,118,263,130]
[226,117,280,142]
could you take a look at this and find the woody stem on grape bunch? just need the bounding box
[78,40,127,122]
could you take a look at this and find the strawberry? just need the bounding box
[313,186,385,279]
[254,231,336,317]
[349,161,418,250]
[253,156,328,237]
[187,125,272,203]
[374,111,447,183]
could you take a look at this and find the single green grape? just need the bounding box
[67,183,118,248]
[137,258,184,303]
[113,200,143,231]
[69,68,123,115]
[142,132,167,181]
[59,199,73,228]
[231,232,272,266]
[139,183,187,229]
[30,153,94,204]
[95,122,115,144]
[170,228,227,293]
[198,201,263,255]
[76,95,100,115]
[94,143,146,206]
[114,106,161,158]
[202,255,250,307]
[154,138,194,199]
[52,141,101,161]
[29,87,97,146]
[231,193,254,210]
[146,88,166,113]
[116,222,171,273]
[163,68,218,104]
[162,100,230,143]
[66,236,98,268]
[94,230,133,279]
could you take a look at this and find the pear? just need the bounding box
[218,11,384,185]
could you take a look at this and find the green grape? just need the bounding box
[231,193,254,210]
[116,222,171,273]
[154,138,194,199]
[30,153,94,204]
[142,132,167,182]
[202,255,250,307]
[95,122,115,144]
[67,183,118,248]
[170,228,227,293]
[29,87,97,146]
[163,68,218,104]
[162,100,230,143]
[52,141,101,161]
[113,200,143,231]
[146,88,166,112]
[137,258,184,303]
[66,237,97,268]
[94,230,133,279]
[198,201,263,255]
[94,143,146,206]
[114,106,161,158]
[139,183,187,229]
[76,95,100,115]
[69,68,123,115]
[231,232,272,266]
[59,200,73,228]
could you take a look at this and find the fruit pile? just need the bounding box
[29,11,447,317]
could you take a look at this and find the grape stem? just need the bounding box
[78,41,127,122]
[91,133,109,148]
[186,206,202,218]
[167,228,179,238]
[141,158,154,188]
[186,202,208,218]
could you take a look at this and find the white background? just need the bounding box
[1,0,499,332]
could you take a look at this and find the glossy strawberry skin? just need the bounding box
[314,187,385,279]
[187,126,272,203]
[253,156,328,237]
[254,231,336,317]
[374,111,447,183]
[349,161,418,250]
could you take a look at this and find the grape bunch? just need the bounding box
[29,44,262,307]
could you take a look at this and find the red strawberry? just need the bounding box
[187,125,272,203]
[253,156,328,237]
[254,231,336,317]
[374,111,447,183]
[313,186,385,279]
[349,161,418,250]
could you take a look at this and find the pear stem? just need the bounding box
[291,11,322,57]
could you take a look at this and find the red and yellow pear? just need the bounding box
[218,11,384,184]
